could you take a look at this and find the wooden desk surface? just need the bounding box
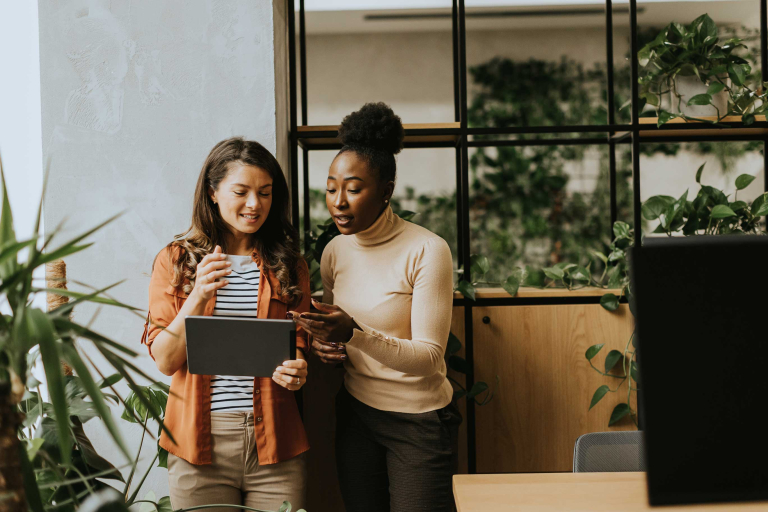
[453,473,768,512]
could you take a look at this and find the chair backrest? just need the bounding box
[573,431,646,472]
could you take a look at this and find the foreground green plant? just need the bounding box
[0,155,303,512]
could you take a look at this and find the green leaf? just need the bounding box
[279,501,291,512]
[543,266,564,281]
[630,361,641,384]
[728,63,746,86]
[642,195,675,221]
[687,93,712,106]
[710,204,737,219]
[695,163,706,183]
[735,174,756,190]
[502,274,520,297]
[707,82,726,95]
[465,381,489,399]
[522,266,546,287]
[457,280,475,301]
[28,309,71,463]
[657,110,677,127]
[469,254,490,277]
[98,373,123,389]
[609,403,631,426]
[589,385,610,410]
[604,349,624,372]
[570,266,591,283]
[585,343,604,361]
[397,210,417,221]
[729,201,747,212]
[600,293,620,312]
[60,344,131,461]
[19,442,45,512]
[612,221,631,239]
[752,193,768,216]
[158,445,169,469]
[448,355,470,374]
[25,438,45,461]
[592,251,608,264]
[157,496,173,512]
[445,332,462,357]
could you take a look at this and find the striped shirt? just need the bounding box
[210,254,260,413]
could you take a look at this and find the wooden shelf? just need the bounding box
[297,122,460,149]
[612,115,768,140]
[453,286,621,299]
[313,286,619,301]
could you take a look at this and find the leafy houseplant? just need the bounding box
[585,165,767,427]
[1,157,304,512]
[638,14,768,126]
[0,159,169,512]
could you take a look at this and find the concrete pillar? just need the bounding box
[37,0,290,497]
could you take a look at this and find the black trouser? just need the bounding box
[335,385,462,512]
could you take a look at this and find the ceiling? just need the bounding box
[300,0,758,33]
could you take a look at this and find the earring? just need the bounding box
[384,199,389,204]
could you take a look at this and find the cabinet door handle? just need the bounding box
[482,316,491,324]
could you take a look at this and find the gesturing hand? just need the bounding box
[288,299,357,364]
[191,245,231,301]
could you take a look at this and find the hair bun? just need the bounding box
[338,102,404,155]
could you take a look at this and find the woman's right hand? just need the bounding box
[191,245,231,301]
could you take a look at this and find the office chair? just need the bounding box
[573,431,646,472]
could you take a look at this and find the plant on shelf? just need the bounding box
[637,14,768,126]
[585,164,767,427]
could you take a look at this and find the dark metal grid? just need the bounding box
[288,0,768,475]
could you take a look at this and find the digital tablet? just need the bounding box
[184,316,296,377]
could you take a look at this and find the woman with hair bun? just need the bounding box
[289,103,461,512]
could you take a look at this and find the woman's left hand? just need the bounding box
[272,358,308,391]
[289,299,358,345]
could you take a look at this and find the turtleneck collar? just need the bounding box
[353,206,406,246]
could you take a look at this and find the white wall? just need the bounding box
[0,1,44,249]
[37,0,287,499]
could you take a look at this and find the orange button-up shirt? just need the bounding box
[141,245,310,465]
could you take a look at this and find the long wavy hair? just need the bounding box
[168,137,303,305]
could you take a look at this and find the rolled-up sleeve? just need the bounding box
[142,247,180,359]
[345,237,454,377]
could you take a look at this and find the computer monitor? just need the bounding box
[632,235,768,506]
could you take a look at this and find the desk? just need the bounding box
[453,472,768,511]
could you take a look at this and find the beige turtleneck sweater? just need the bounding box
[320,207,455,413]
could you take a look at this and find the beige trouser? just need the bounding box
[168,412,307,512]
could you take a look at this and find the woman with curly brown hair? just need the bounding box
[142,137,310,511]
[289,103,461,512]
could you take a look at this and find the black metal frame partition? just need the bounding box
[288,0,768,474]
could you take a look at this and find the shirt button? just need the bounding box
[254,389,260,394]
[256,416,263,422]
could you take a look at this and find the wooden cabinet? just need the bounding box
[303,294,636,511]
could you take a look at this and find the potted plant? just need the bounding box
[637,14,768,126]
[1,159,303,512]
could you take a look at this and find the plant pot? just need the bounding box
[672,75,729,118]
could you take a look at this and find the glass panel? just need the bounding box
[468,144,624,285]
[301,2,454,125]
